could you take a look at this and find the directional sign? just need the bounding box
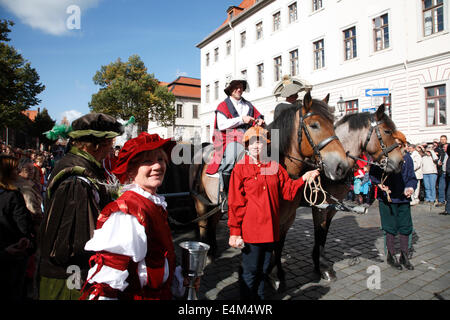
[365,88,389,97]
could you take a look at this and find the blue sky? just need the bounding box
[0,0,233,123]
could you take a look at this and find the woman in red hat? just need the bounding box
[80,132,192,300]
[228,126,320,300]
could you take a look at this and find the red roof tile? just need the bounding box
[22,110,38,121]
[164,77,201,99]
[219,0,257,28]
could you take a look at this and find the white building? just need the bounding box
[196,0,450,144]
[147,76,202,143]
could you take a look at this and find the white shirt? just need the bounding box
[216,97,249,131]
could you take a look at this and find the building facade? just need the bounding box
[197,0,450,144]
[147,76,202,143]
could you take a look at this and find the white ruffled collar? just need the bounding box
[122,184,167,210]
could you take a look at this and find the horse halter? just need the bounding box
[292,106,339,169]
[355,114,399,170]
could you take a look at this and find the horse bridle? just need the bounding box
[286,106,339,170]
[347,114,399,170]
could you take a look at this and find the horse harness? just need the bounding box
[346,114,399,171]
[286,106,339,170]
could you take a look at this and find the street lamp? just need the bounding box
[337,96,345,117]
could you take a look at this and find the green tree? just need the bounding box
[0,20,45,129]
[89,55,176,131]
[30,108,56,148]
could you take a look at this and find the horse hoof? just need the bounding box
[206,255,215,265]
[321,270,337,282]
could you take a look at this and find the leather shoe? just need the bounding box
[399,251,414,270]
[387,252,402,270]
[439,211,449,215]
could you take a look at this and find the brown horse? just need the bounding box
[189,91,350,259]
[270,103,404,284]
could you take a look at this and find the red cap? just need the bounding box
[112,132,176,183]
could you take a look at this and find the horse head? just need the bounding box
[270,91,349,181]
[364,104,403,174]
[298,92,350,180]
[335,104,403,174]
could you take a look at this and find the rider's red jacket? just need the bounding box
[228,155,306,243]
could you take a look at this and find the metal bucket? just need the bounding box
[179,241,210,277]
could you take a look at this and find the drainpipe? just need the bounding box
[228,20,237,78]
[403,0,411,138]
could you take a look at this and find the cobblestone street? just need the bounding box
[172,201,450,300]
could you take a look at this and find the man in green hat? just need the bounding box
[38,113,123,300]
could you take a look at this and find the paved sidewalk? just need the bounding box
[172,201,450,300]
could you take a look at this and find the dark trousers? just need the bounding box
[240,242,275,300]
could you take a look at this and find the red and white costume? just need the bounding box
[81,184,184,300]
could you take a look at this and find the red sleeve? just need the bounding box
[227,165,247,237]
[277,164,305,201]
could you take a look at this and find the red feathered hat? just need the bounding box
[112,132,176,183]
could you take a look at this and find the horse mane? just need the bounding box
[267,99,335,156]
[335,111,396,132]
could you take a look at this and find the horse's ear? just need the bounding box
[375,103,386,121]
[323,93,330,104]
[303,90,313,113]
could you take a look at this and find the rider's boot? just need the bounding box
[220,174,231,213]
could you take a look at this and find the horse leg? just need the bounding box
[206,208,222,260]
[194,199,211,253]
[312,207,337,281]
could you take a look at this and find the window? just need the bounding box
[423,0,444,36]
[256,22,263,40]
[373,13,389,51]
[290,49,299,76]
[241,69,247,80]
[383,94,392,118]
[289,2,298,23]
[176,104,183,118]
[313,39,325,69]
[274,56,282,82]
[214,81,219,100]
[344,27,357,60]
[206,85,210,103]
[192,105,198,119]
[345,100,359,114]
[257,63,264,87]
[426,85,446,126]
[313,0,322,11]
[240,31,246,48]
[273,11,281,31]
[226,40,231,56]
[206,53,210,66]
[214,47,219,62]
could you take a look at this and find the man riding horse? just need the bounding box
[206,78,265,211]
[273,75,312,121]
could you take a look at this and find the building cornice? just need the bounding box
[196,0,275,49]
[316,51,450,87]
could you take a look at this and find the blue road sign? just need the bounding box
[365,88,389,97]
[362,107,377,113]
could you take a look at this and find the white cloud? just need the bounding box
[60,110,83,124]
[0,0,101,36]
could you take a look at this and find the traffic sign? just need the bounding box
[362,107,377,113]
[365,88,389,97]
